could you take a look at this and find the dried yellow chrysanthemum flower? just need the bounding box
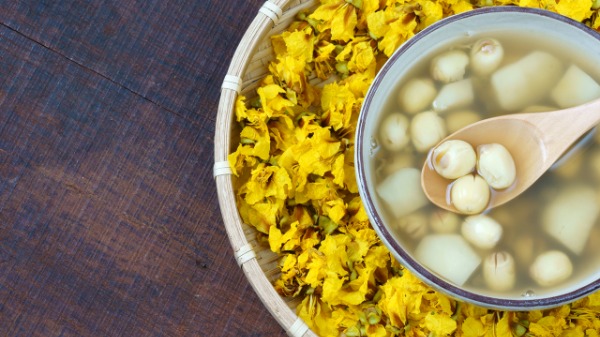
[228,0,600,336]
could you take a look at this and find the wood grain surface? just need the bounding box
[0,0,286,336]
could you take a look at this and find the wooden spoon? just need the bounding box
[422,98,600,213]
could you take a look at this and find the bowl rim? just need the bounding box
[355,5,600,310]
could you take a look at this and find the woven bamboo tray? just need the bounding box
[213,1,600,336]
[214,1,317,336]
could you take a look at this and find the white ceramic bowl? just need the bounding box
[356,6,600,310]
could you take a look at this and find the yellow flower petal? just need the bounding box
[555,0,593,22]
[461,317,486,337]
[423,312,457,336]
[332,4,358,42]
[416,0,444,30]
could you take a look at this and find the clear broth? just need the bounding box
[373,31,600,297]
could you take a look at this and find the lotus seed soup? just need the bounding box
[370,31,600,298]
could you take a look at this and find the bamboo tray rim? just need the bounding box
[214,1,317,336]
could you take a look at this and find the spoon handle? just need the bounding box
[515,98,600,167]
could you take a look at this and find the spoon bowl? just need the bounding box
[422,98,600,213]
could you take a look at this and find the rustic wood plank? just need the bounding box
[0,0,286,335]
[0,0,263,122]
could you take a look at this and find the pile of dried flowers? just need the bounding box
[228,0,600,336]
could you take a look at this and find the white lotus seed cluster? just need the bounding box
[374,36,600,292]
[432,140,516,214]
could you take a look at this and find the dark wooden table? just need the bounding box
[0,0,286,336]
